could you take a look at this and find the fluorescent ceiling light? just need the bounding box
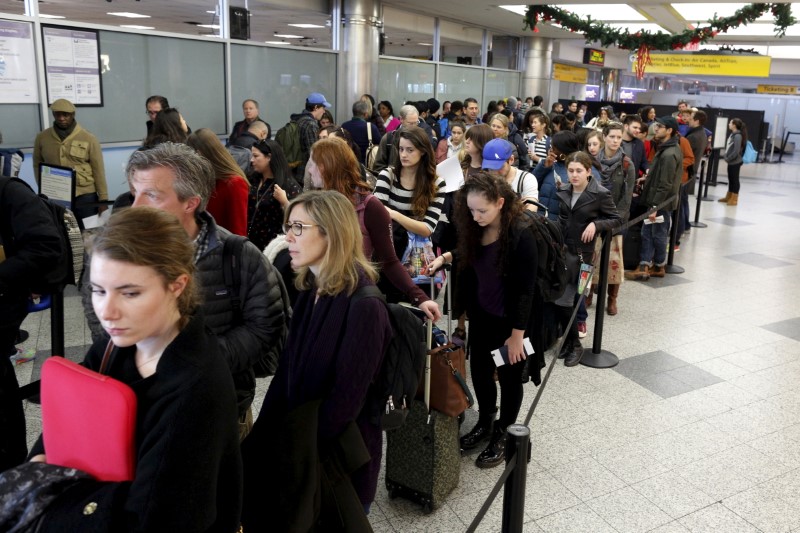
[288,23,325,29]
[120,25,154,30]
[766,46,800,59]
[672,3,772,23]
[197,24,220,29]
[107,12,151,19]
[715,23,800,37]
[700,44,768,54]
[265,41,291,45]
[206,10,216,14]
[418,42,433,46]
[499,4,645,21]
[274,34,304,38]
[39,14,66,19]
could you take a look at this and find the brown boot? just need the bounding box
[718,191,731,203]
[585,285,596,307]
[650,264,666,278]
[727,193,738,206]
[607,284,619,315]
[624,264,649,281]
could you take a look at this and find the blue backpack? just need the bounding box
[742,140,757,164]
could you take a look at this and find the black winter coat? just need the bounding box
[556,177,621,256]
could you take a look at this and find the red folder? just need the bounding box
[41,356,137,481]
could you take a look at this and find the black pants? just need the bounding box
[0,294,29,471]
[72,192,99,231]
[468,311,525,429]
[556,301,580,347]
[727,162,742,194]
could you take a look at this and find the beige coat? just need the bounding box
[33,123,107,200]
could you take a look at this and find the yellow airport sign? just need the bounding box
[553,63,588,84]
[636,54,771,77]
[757,84,800,95]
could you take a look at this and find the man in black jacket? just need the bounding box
[0,177,63,470]
[83,143,288,439]
[340,100,381,164]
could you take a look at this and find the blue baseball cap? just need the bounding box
[482,139,515,170]
[307,92,331,108]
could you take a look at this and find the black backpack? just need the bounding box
[0,177,81,293]
[221,235,288,378]
[351,285,427,431]
[522,207,569,303]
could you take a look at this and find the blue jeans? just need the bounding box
[640,209,671,266]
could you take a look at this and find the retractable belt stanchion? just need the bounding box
[690,159,708,228]
[580,229,619,369]
[501,425,530,533]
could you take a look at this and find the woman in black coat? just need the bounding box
[555,151,621,366]
[428,173,543,469]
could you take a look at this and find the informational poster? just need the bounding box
[0,20,38,103]
[42,25,103,106]
[39,163,76,208]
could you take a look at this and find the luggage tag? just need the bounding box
[577,262,594,295]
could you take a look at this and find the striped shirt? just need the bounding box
[374,169,446,235]
[531,135,549,162]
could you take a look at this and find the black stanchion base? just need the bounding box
[580,349,619,369]
[689,222,708,228]
[665,264,685,274]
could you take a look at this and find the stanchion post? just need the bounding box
[51,287,65,356]
[582,230,619,368]
[502,425,530,533]
[665,199,685,274]
[691,159,708,228]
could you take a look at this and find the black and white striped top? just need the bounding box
[374,169,446,235]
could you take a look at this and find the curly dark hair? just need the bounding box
[454,171,523,274]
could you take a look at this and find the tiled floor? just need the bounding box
[13,158,800,532]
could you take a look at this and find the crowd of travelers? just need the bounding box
[1,89,739,532]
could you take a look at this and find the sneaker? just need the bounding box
[650,265,666,278]
[9,347,35,365]
[577,322,587,339]
[673,244,680,252]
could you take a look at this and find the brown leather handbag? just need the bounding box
[419,343,473,417]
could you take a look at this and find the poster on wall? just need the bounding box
[42,25,103,106]
[0,20,39,103]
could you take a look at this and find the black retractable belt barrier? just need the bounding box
[690,159,708,228]
[582,231,619,369]
[501,425,530,533]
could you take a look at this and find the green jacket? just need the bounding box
[642,136,682,211]
[33,123,107,200]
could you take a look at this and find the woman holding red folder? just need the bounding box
[28,207,242,533]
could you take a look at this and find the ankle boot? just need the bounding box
[460,416,495,450]
[585,285,596,307]
[727,193,738,206]
[476,427,508,468]
[607,284,619,316]
[718,191,731,203]
[564,340,584,367]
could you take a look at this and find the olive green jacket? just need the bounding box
[33,123,107,200]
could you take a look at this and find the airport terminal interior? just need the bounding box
[4,0,800,531]
[15,159,800,531]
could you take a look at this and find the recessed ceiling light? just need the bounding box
[197,24,220,29]
[498,6,527,16]
[39,14,66,19]
[206,10,216,14]
[274,34,304,39]
[418,42,433,46]
[120,25,155,30]
[672,3,772,23]
[288,23,325,29]
[265,41,291,45]
[108,12,151,19]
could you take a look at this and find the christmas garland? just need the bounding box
[523,3,795,78]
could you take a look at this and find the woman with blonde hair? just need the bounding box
[243,190,392,530]
[308,136,440,319]
[489,113,529,170]
[187,128,249,236]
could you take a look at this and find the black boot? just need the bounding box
[558,338,572,360]
[460,416,495,451]
[564,340,584,367]
[476,427,507,468]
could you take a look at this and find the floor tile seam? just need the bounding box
[719,500,772,532]
[531,501,622,532]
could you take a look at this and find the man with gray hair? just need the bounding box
[82,142,288,440]
[373,104,436,172]
[341,100,381,164]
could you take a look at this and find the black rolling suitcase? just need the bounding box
[384,278,460,513]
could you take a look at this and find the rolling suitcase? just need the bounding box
[385,276,461,513]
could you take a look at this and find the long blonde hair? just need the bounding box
[285,190,377,296]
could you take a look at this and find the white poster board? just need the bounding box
[42,26,103,105]
[39,163,75,208]
[713,116,728,150]
[0,20,39,103]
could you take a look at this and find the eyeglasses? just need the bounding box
[282,222,318,236]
